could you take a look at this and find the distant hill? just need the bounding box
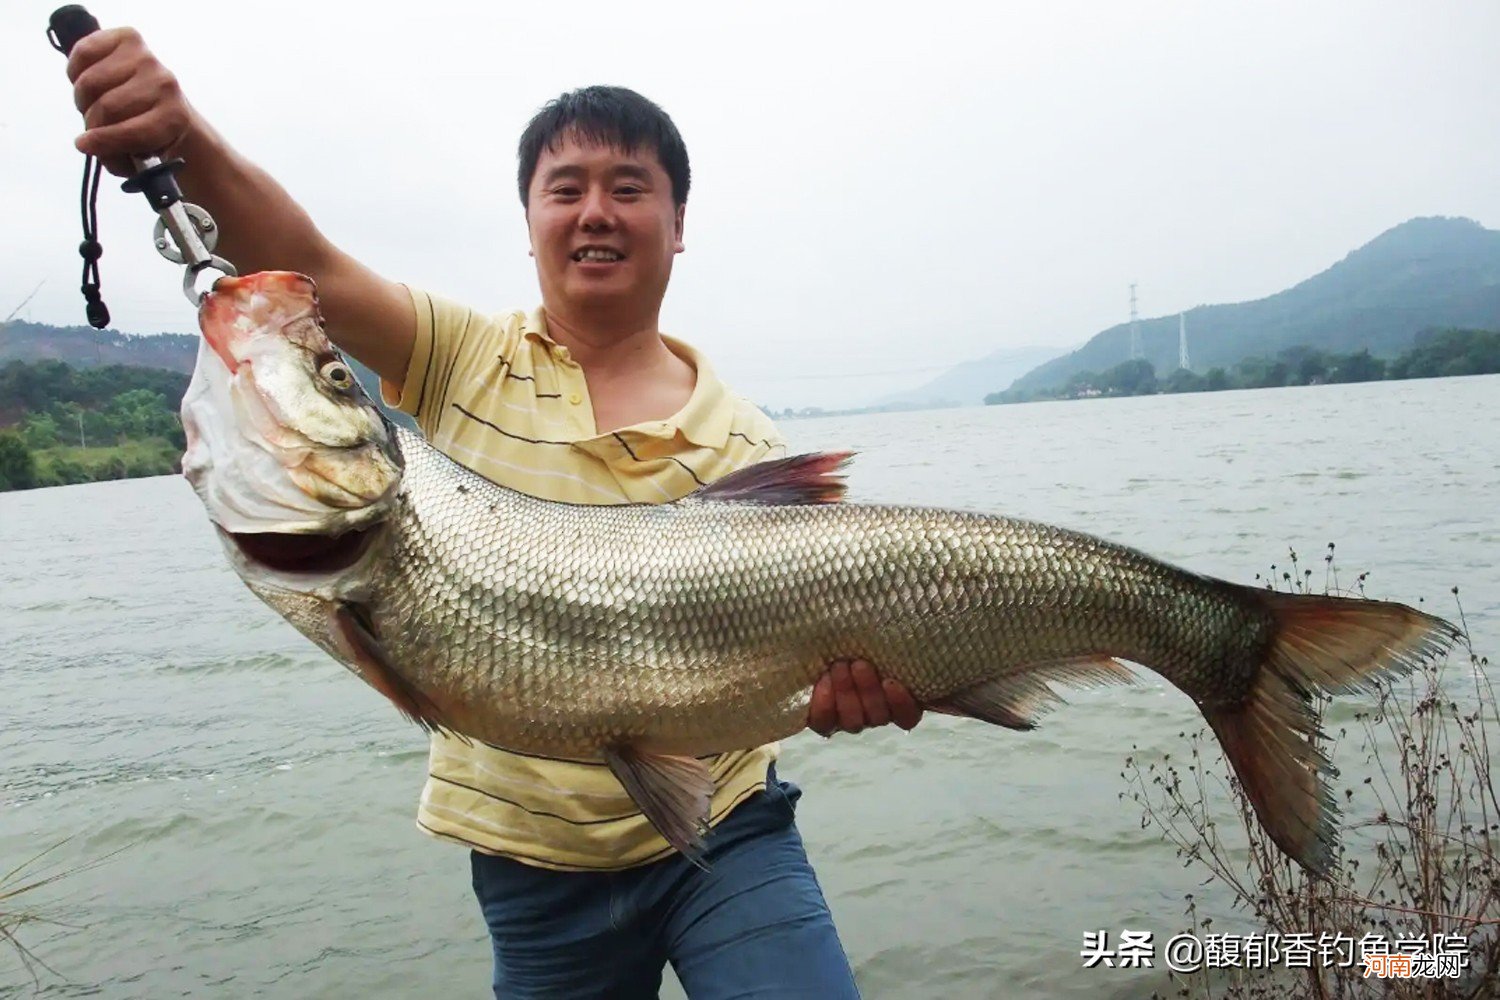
[0,321,412,429]
[1,321,197,373]
[874,344,1066,407]
[1011,216,1500,393]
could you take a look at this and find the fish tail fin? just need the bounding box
[1204,588,1459,876]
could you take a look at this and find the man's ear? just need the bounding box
[674,203,686,253]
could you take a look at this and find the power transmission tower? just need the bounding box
[4,280,45,325]
[1178,312,1190,370]
[1129,283,1142,360]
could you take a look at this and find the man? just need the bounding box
[68,28,923,998]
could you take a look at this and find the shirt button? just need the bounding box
[568,392,583,405]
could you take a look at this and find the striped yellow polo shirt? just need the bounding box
[382,287,787,871]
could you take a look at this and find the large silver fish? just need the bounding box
[181,271,1458,874]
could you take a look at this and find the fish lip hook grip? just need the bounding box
[49,5,237,316]
[46,4,97,54]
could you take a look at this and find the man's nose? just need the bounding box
[578,186,615,230]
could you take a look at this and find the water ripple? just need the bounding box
[1,376,1496,998]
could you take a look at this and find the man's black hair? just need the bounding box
[517,85,691,210]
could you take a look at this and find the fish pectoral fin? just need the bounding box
[328,602,468,743]
[684,451,852,506]
[933,656,1135,730]
[603,746,715,870]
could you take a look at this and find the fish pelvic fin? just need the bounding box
[1207,588,1460,877]
[329,602,469,743]
[684,452,853,506]
[932,655,1136,730]
[603,747,715,870]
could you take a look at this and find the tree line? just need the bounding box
[0,359,189,491]
[986,328,1500,405]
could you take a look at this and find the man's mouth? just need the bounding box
[572,247,625,263]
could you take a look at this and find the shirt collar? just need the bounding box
[520,307,556,346]
[662,335,733,450]
[523,307,732,450]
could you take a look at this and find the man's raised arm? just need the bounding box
[67,28,416,386]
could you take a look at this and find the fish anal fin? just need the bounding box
[686,452,853,506]
[328,603,468,743]
[931,683,1043,730]
[932,677,1055,730]
[603,746,715,870]
[932,656,1135,730]
[1030,654,1137,690]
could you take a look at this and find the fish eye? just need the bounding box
[320,359,354,390]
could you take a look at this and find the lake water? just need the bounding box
[3,374,1497,999]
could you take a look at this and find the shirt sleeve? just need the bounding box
[381,287,516,438]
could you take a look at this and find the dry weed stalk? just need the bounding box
[1,838,123,992]
[1123,545,1499,999]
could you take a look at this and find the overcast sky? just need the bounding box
[6,1,1499,408]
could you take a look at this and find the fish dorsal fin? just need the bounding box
[603,746,715,870]
[685,452,853,506]
[932,655,1136,730]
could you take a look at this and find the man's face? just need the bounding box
[526,132,685,325]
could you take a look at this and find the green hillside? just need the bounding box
[0,321,409,427]
[0,324,410,491]
[1010,216,1500,393]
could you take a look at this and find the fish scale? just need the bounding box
[193,271,1459,873]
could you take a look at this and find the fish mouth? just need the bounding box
[228,526,378,575]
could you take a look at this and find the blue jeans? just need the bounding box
[469,768,859,999]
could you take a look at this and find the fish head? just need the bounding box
[181,271,402,576]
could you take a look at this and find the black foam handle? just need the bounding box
[49,5,100,56]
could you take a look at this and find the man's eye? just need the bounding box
[615,186,642,197]
[552,186,581,198]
